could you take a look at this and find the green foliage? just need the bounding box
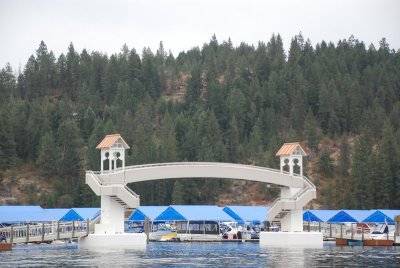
[1,36,400,208]
[318,147,334,178]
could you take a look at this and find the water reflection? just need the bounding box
[1,242,399,267]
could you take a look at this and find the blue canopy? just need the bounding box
[223,206,269,224]
[128,206,168,221]
[44,208,70,221]
[328,210,372,223]
[362,210,400,223]
[0,206,52,224]
[303,210,338,222]
[303,211,323,222]
[60,208,100,221]
[155,205,234,222]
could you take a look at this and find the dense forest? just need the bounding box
[0,33,399,209]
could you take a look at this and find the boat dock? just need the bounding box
[0,220,91,245]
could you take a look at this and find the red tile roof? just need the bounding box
[96,134,130,149]
[276,142,306,156]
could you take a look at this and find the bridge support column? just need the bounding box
[94,195,125,234]
[280,209,303,232]
[79,195,146,249]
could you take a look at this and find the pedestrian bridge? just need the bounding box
[86,162,316,233]
[80,137,322,248]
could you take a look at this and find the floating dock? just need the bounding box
[336,238,393,246]
[0,243,12,251]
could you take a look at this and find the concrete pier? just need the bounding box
[79,233,147,249]
[259,232,323,248]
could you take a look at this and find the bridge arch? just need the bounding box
[96,162,305,188]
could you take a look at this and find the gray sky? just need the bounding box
[1,0,399,70]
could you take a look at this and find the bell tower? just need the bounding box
[96,134,130,173]
[276,142,307,176]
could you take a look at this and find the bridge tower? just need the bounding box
[97,134,129,172]
[79,134,145,249]
[276,142,306,176]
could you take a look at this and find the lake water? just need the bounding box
[0,242,399,267]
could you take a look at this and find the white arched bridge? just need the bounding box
[80,135,322,248]
[86,162,316,233]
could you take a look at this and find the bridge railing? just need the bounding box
[268,176,316,220]
[0,221,90,244]
[304,222,395,241]
[91,162,293,177]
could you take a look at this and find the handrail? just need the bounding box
[87,170,103,186]
[268,174,316,221]
[0,221,89,243]
[89,162,292,177]
[124,185,140,199]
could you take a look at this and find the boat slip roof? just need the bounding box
[155,205,234,222]
[223,206,269,224]
[129,206,169,221]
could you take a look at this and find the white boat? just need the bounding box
[370,223,394,240]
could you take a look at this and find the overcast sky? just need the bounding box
[1,0,399,70]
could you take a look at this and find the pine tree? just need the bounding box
[36,132,58,179]
[350,133,373,209]
[318,147,334,178]
[303,108,322,152]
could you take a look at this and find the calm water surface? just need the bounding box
[0,242,399,267]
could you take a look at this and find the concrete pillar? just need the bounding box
[96,195,125,234]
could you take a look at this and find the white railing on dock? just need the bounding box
[0,220,92,244]
[303,222,395,241]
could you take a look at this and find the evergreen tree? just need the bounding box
[350,133,373,209]
[304,108,322,152]
[318,147,334,178]
[36,132,58,179]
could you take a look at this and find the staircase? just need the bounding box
[268,175,316,226]
[86,171,140,209]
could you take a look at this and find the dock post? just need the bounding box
[72,221,75,238]
[86,218,90,236]
[318,222,321,232]
[41,223,45,242]
[340,224,343,238]
[144,217,150,244]
[351,223,354,240]
[307,220,310,232]
[10,226,13,244]
[57,222,60,240]
[329,223,332,238]
[26,224,30,243]
[361,225,364,241]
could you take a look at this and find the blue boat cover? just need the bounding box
[44,208,70,221]
[362,210,400,223]
[0,206,51,224]
[223,206,269,224]
[60,208,100,221]
[303,211,323,222]
[128,206,168,221]
[155,205,234,222]
[304,210,338,222]
[328,210,373,223]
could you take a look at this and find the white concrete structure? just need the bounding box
[82,135,321,248]
[80,134,146,249]
[259,232,323,248]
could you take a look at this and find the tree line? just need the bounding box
[0,33,399,209]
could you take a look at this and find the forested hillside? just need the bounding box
[0,33,399,209]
